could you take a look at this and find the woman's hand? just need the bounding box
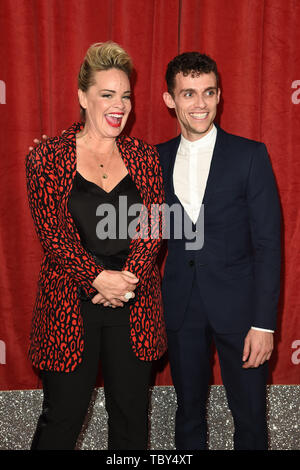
[92,270,139,307]
[91,293,124,308]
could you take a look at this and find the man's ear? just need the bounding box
[78,89,87,110]
[163,91,176,109]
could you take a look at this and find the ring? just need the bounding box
[108,303,113,307]
[124,291,133,300]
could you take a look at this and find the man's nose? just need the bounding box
[195,93,207,108]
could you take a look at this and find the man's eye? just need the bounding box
[184,92,193,97]
[206,90,215,96]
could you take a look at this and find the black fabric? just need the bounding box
[68,171,143,262]
[31,304,152,450]
[68,172,143,300]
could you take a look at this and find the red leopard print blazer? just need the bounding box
[25,122,167,372]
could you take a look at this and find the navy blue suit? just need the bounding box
[157,126,281,449]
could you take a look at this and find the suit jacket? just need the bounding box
[26,122,167,372]
[157,126,281,334]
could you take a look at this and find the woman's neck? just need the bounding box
[76,124,117,154]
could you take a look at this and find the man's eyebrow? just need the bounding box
[180,88,195,94]
[180,86,217,94]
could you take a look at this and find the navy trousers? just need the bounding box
[166,272,269,450]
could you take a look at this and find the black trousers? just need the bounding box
[31,301,152,450]
[167,273,269,450]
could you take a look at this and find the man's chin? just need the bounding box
[186,122,213,139]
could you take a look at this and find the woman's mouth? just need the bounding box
[105,113,124,127]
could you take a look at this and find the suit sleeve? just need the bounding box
[122,145,165,280]
[247,143,281,330]
[25,144,103,297]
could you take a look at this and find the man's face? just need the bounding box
[163,71,220,141]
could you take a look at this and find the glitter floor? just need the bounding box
[0,385,298,450]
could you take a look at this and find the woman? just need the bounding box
[26,41,166,450]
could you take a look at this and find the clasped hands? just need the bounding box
[92,270,139,308]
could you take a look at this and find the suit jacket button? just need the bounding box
[189,260,195,267]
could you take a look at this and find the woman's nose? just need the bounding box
[114,95,126,109]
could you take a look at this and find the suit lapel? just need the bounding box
[202,126,227,204]
[163,136,181,205]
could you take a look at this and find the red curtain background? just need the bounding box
[0,0,299,390]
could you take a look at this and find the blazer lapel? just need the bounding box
[59,122,83,241]
[202,126,227,205]
[163,136,181,205]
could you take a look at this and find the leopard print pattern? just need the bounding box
[25,122,167,372]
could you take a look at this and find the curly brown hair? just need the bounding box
[165,52,219,96]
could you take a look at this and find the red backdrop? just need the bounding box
[0,0,299,390]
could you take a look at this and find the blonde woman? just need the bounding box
[26,42,166,450]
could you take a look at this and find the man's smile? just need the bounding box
[189,112,209,120]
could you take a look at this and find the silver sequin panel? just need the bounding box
[0,385,299,450]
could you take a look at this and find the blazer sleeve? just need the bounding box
[246,143,281,330]
[122,144,165,281]
[25,143,103,297]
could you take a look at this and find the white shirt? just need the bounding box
[173,125,216,224]
[173,125,273,333]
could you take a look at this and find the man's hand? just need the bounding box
[242,329,273,368]
[28,135,48,151]
[28,130,65,151]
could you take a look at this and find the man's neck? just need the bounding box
[180,124,216,146]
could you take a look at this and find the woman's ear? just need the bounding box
[78,89,87,110]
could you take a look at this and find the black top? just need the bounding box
[68,172,143,271]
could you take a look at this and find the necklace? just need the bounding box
[79,135,117,179]
[100,163,109,179]
[97,145,116,179]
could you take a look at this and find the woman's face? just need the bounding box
[78,68,132,139]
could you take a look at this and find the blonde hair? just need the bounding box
[78,41,133,92]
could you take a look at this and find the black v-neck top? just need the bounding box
[68,171,143,271]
